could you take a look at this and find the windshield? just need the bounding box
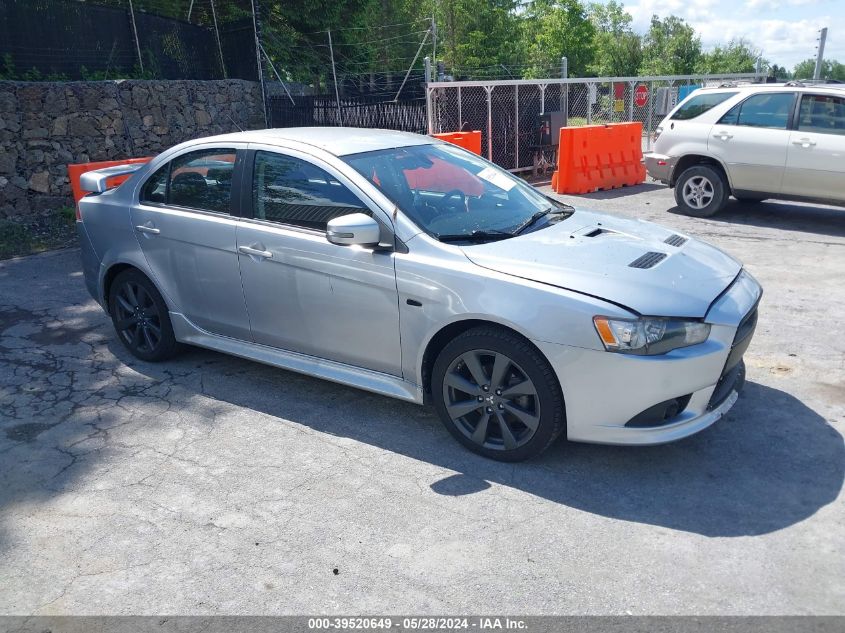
[342,143,572,241]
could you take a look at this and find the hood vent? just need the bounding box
[629,252,667,269]
[664,234,688,247]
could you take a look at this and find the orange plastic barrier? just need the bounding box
[551,122,646,194]
[67,157,153,207]
[432,130,482,155]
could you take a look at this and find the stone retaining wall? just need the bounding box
[0,79,265,217]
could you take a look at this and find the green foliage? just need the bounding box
[639,14,701,76]
[696,38,760,74]
[7,0,838,84]
[793,58,845,82]
[0,220,35,260]
[521,0,595,78]
[587,1,641,77]
[436,0,523,77]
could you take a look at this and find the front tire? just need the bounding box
[674,165,727,217]
[109,268,180,362]
[431,326,565,462]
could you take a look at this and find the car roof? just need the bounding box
[697,82,845,95]
[189,127,434,157]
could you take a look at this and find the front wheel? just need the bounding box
[674,165,728,217]
[109,268,181,362]
[431,326,565,461]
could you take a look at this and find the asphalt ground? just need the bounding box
[0,182,843,615]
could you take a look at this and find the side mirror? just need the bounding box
[326,213,381,247]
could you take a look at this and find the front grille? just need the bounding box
[629,251,667,269]
[664,234,688,247]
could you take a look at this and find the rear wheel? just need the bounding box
[431,326,565,461]
[674,165,727,217]
[109,269,180,362]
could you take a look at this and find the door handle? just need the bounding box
[792,138,817,148]
[713,131,733,140]
[135,224,160,235]
[238,245,273,259]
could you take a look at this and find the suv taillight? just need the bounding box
[653,126,663,141]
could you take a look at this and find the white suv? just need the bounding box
[644,83,845,216]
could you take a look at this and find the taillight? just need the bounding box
[653,126,663,141]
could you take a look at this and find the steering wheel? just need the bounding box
[439,189,468,213]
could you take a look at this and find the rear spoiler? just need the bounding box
[79,163,146,193]
[67,157,153,210]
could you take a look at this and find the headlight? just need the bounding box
[593,316,710,355]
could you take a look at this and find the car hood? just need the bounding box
[461,210,741,317]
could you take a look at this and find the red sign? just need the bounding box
[635,84,649,107]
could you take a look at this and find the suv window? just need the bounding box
[252,151,368,230]
[718,93,795,129]
[671,91,737,120]
[797,94,845,136]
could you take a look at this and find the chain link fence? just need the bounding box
[426,73,764,173]
[0,0,257,81]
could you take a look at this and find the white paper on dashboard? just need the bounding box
[477,166,516,191]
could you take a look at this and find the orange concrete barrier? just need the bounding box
[551,122,646,194]
[432,131,482,155]
[67,157,153,207]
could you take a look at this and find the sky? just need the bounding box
[606,0,843,70]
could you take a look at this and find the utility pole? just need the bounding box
[327,30,343,125]
[561,56,568,122]
[127,0,143,73]
[814,27,828,80]
[250,0,268,128]
[210,0,227,79]
[431,15,437,73]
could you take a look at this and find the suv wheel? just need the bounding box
[674,165,727,217]
[431,326,565,462]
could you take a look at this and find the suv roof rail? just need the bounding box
[784,80,805,87]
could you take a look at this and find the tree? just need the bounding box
[768,64,790,80]
[421,0,523,78]
[586,0,642,77]
[696,38,761,74]
[521,0,595,78]
[639,15,701,76]
[793,58,845,81]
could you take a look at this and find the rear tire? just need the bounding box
[431,326,565,462]
[674,165,727,217]
[109,268,180,362]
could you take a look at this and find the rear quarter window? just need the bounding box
[671,91,737,120]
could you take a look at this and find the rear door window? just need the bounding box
[670,92,737,120]
[168,149,237,214]
[797,94,845,136]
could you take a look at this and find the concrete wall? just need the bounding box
[0,79,265,217]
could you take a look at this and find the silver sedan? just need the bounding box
[76,128,761,461]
